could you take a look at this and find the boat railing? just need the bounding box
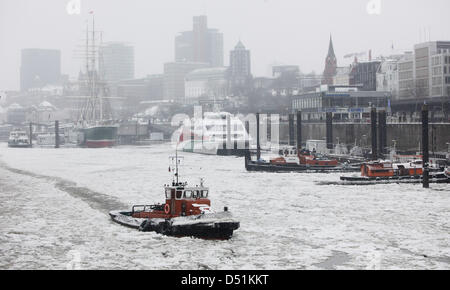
[132,204,164,214]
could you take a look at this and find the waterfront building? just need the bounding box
[395,41,450,120]
[349,61,381,91]
[376,57,400,99]
[291,86,391,121]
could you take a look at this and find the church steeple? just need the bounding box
[327,35,335,58]
[322,34,338,85]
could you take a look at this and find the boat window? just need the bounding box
[184,190,192,198]
[192,190,198,198]
[201,190,209,198]
[165,189,171,199]
[176,191,183,199]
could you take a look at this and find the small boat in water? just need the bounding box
[340,160,449,184]
[245,147,360,173]
[8,129,30,148]
[109,154,240,240]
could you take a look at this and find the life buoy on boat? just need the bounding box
[164,204,170,214]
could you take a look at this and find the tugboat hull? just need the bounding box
[340,171,449,185]
[109,211,240,240]
[245,159,360,173]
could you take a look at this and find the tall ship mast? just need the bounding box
[77,13,118,148]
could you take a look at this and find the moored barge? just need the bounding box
[245,147,361,173]
[340,160,449,184]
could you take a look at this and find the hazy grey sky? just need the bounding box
[1,0,450,90]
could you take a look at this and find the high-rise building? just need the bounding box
[322,36,337,86]
[397,52,415,99]
[397,41,450,100]
[99,42,135,82]
[175,32,193,63]
[229,41,251,93]
[393,41,450,118]
[20,48,61,91]
[414,41,450,98]
[175,16,223,67]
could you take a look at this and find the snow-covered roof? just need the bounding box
[38,101,57,110]
[145,106,159,116]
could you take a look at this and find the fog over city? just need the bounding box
[1,0,450,273]
[1,0,450,90]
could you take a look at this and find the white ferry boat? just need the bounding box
[177,112,250,156]
[8,129,30,148]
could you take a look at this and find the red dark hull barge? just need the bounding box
[245,149,361,173]
[339,161,450,185]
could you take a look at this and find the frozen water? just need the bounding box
[0,143,449,269]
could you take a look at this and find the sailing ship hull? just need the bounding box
[80,126,117,148]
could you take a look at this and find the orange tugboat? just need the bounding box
[340,160,449,184]
[109,152,240,240]
[245,147,358,172]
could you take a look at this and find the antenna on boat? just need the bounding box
[170,144,184,185]
[175,145,179,184]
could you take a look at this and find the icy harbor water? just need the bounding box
[0,143,449,270]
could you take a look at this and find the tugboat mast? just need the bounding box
[175,146,179,184]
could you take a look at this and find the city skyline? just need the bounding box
[1,0,450,91]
